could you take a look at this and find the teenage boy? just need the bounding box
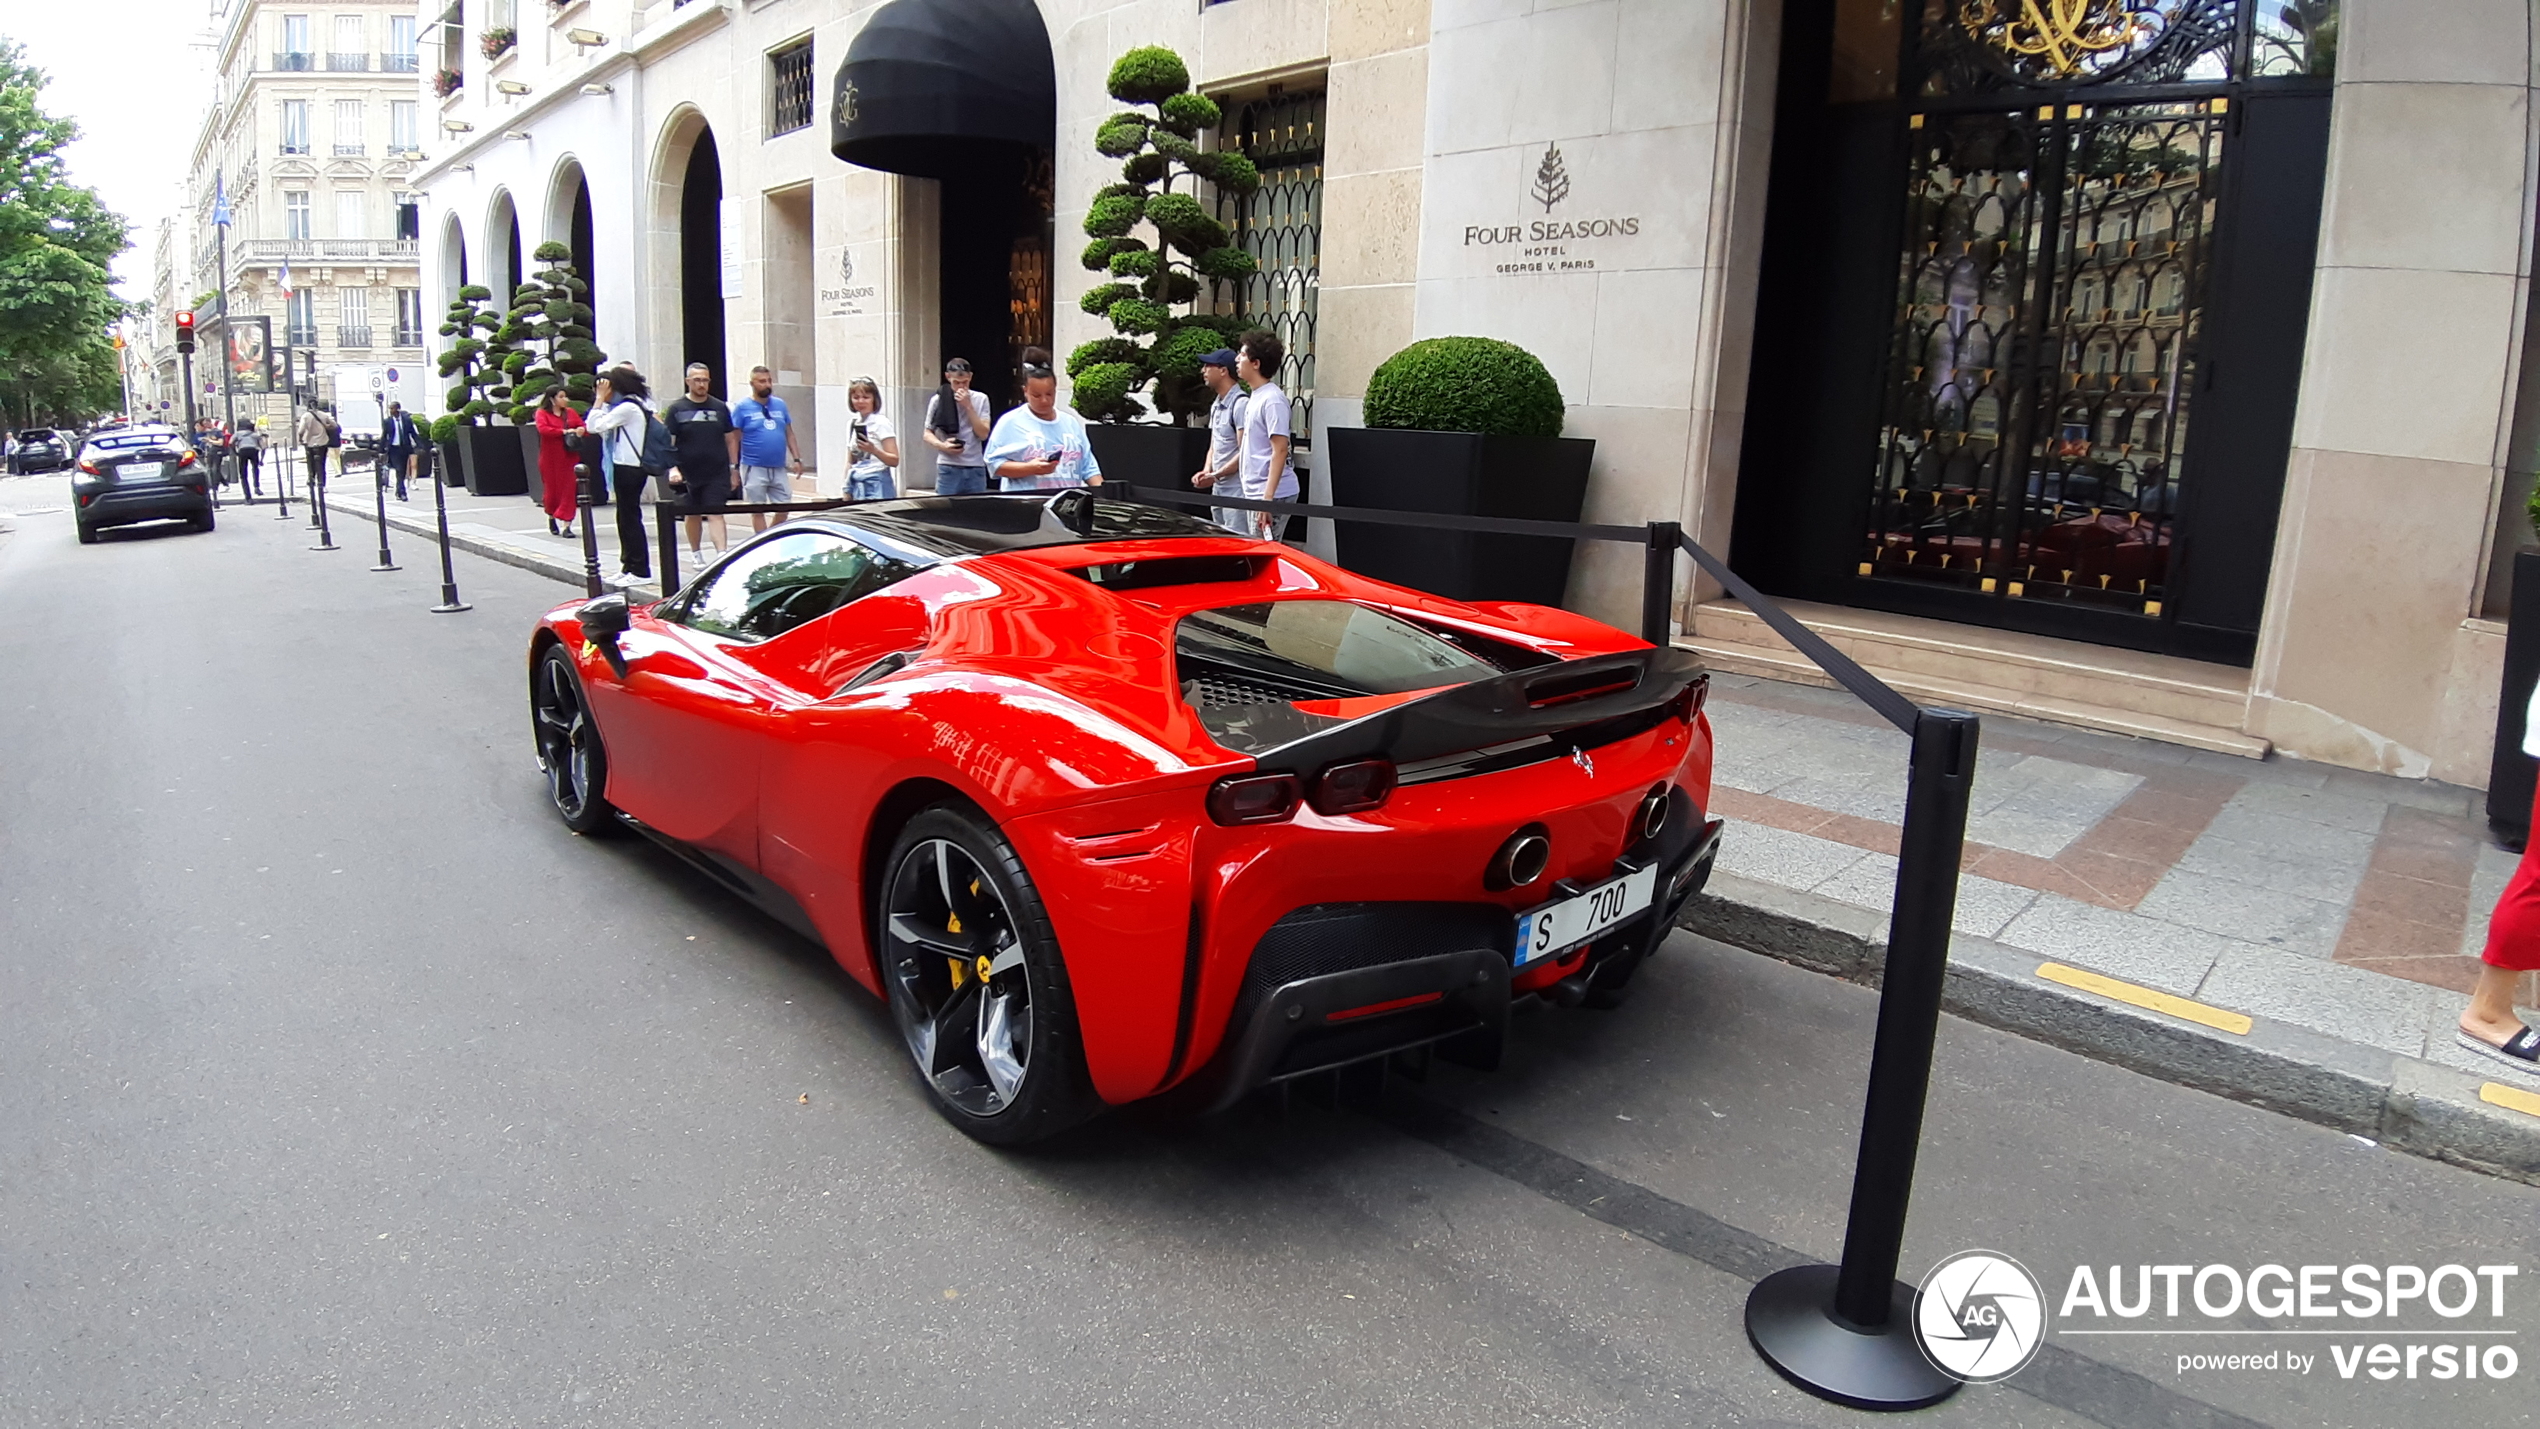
[730,366,807,530]
[1235,330,1297,542]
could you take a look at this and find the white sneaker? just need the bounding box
[605,570,644,590]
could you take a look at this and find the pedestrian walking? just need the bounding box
[234,420,263,497]
[1189,347,1246,528]
[844,377,900,501]
[984,355,1102,492]
[530,387,586,536]
[378,401,420,501]
[296,403,331,494]
[921,357,993,495]
[583,367,662,587]
[2461,682,2540,1077]
[730,366,806,531]
[1235,329,1298,542]
[664,362,739,561]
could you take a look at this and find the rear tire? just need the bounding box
[877,804,1098,1145]
[530,645,615,835]
[75,521,98,545]
[191,509,216,533]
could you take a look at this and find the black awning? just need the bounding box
[829,0,1055,177]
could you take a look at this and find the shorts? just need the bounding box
[935,465,990,496]
[738,465,791,505]
[848,471,896,502]
[676,466,734,512]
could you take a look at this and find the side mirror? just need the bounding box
[578,592,630,678]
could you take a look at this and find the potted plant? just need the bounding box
[1324,336,1593,607]
[1067,46,1261,492]
[504,241,606,482]
[480,27,516,61]
[429,414,464,486]
[435,284,528,495]
[431,67,462,99]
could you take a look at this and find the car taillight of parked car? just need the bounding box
[1206,772,1302,826]
[1669,673,1710,725]
[1306,758,1396,816]
[77,459,100,475]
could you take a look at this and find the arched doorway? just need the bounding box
[437,211,467,310]
[546,158,598,348]
[486,190,521,302]
[831,0,1054,411]
[680,127,727,398]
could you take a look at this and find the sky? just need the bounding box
[7,1,219,298]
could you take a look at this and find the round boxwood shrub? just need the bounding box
[1363,337,1566,440]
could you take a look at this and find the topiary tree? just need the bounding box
[1068,46,1262,425]
[503,241,605,422]
[1363,336,1567,439]
[435,285,502,425]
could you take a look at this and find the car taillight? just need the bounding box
[178,451,200,468]
[1669,674,1711,724]
[1206,773,1302,826]
[1307,758,1396,816]
[78,459,100,475]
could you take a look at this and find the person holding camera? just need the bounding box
[921,357,992,494]
[843,378,900,501]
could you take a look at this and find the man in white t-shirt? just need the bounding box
[1189,347,1247,530]
[1236,330,1297,542]
[921,357,994,494]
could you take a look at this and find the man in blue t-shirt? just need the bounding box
[983,360,1103,491]
[729,365,807,530]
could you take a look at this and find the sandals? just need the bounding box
[2457,1025,2540,1076]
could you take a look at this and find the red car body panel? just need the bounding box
[539,504,1715,1108]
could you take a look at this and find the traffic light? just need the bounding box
[175,310,195,356]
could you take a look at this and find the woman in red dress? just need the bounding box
[531,388,586,536]
[2465,685,2540,1075]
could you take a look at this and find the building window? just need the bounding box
[767,37,814,137]
[286,290,317,347]
[389,99,417,155]
[279,99,310,154]
[283,190,312,239]
[1215,87,1324,450]
[386,14,417,72]
[278,13,311,68]
[338,287,372,348]
[332,99,364,155]
[394,288,425,347]
[328,14,367,70]
[393,192,421,240]
[335,190,365,238]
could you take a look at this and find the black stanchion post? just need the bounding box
[428,450,470,613]
[306,454,324,529]
[369,466,399,571]
[575,462,604,598]
[309,459,337,550]
[274,445,290,520]
[656,501,682,595]
[1745,706,1981,1411]
[1642,521,1680,647]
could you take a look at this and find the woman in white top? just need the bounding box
[844,377,900,501]
[581,367,657,586]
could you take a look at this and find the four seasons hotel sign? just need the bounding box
[1460,142,1645,276]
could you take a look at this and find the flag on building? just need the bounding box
[278,260,292,297]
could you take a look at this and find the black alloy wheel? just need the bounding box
[879,805,1095,1145]
[531,645,614,834]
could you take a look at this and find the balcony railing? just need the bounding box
[234,238,421,266]
[382,52,419,72]
[274,51,314,71]
[279,140,310,155]
[333,143,366,156]
[338,326,375,349]
[286,325,319,347]
[393,325,425,348]
[326,52,369,71]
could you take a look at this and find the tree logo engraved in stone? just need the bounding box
[1958,0,2162,78]
[839,247,854,285]
[1529,142,1571,213]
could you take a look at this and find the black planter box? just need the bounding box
[1324,426,1595,607]
[458,425,528,497]
[1087,423,1212,502]
[435,438,464,485]
[519,425,546,500]
[2487,548,2540,846]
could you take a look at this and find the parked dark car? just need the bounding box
[8,427,72,474]
[72,424,215,543]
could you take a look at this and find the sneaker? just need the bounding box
[605,570,644,590]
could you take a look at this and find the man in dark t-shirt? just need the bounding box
[663,362,739,563]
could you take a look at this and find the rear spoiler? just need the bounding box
[1246,646,1708,777]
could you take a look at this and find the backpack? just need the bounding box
[638,407,675,476]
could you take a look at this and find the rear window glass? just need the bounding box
[1177,601,1501,704]
[91,431,180,450]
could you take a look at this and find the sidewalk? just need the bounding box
[1683,670,2540,1183]
[324,476,2540,1183]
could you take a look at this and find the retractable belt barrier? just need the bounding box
[1104,479,1979,1412]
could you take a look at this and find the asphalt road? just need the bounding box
[4,479,2537,1429]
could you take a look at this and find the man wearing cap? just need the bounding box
[1190,347,1248,530]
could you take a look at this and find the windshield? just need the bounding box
[1175,600,1508,753]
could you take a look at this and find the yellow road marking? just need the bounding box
[2480,1082,2540,1118]
[2035,962,2253,1036]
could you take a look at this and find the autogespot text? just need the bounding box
[2057,1263,2521,1380]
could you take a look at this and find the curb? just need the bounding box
[1678,872,2540,1187]
[340,495,2540,1186]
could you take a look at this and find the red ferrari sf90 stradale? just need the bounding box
[529,493,1720,1143]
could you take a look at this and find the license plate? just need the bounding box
[1513,863,1658,966]
[121,462,164,480]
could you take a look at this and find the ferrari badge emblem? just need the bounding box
[1570,747,1595,778]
